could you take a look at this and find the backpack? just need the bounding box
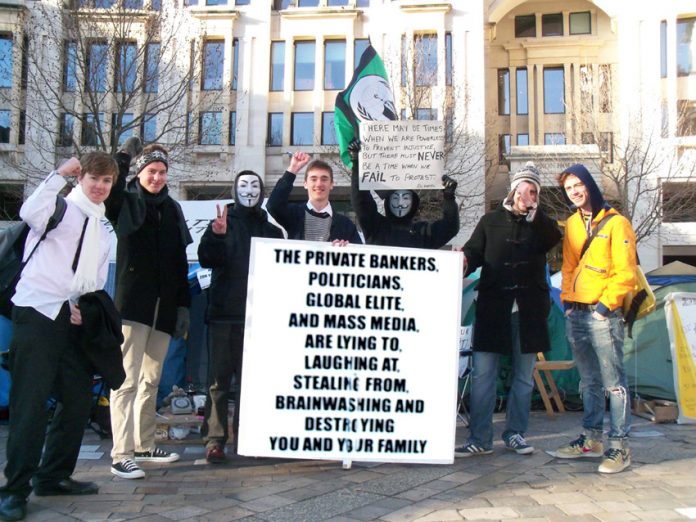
[0,196,67,318]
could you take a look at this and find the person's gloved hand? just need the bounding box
[173,307,190,339]
[119,136,143,161]
[348,139,361,162]
[442,175,458,200]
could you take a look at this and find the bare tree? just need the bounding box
[0,0,215,184]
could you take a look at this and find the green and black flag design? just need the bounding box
[334,44,397,168]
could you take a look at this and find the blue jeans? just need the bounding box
[468,314,537,449]
[565,308,630,442]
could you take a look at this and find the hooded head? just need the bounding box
[233,170,264,210]
[559,163,607,217]
[384,189,419,221]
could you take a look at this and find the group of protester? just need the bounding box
[0,136,637,521]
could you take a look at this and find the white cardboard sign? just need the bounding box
[358,120,445,190]
[237,238,462,464]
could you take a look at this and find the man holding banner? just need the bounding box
[266,153,362,244]
[348,141,459,248]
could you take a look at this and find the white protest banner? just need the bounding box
[358,120,445,191]
[664,292,696,424]
[238,238,462,464]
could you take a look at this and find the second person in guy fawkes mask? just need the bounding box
[197,171,284,464]
[349,140,459,248]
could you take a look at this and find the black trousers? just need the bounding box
[201,321,244,451]
[1,304,92,498]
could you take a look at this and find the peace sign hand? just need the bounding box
[212,204,228,235]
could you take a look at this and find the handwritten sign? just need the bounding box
[358,120,445,190]
[237,238,462,464]
[665,292,696,424]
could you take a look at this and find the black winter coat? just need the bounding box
[198,203,284,322]
[267,171,363,244]
[105,153,191,335]
[464,205,561,355]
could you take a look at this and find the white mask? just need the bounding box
[389,190,413,218]
[236,174,261,207]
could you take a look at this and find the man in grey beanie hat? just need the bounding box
[455,160,560,458]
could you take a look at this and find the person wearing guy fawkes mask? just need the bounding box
[348,140,459,248]
[197,171,284,464]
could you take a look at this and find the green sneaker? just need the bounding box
[598,447,631,474]
[555,434,604,458]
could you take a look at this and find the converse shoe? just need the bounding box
[454,443,493,458]
[134,447,180,463]
[555,434,604,458]
[598,447,631,474]
[111,459,145,479]
[505,433,534,455]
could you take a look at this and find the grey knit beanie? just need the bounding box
[511,161,541,195]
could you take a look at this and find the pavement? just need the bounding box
[1,410,696,522]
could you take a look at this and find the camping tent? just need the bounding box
[625,262,696,401]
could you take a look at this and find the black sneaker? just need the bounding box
[454,442,493,458]
[134,448,180,463]
[111,459,145,479]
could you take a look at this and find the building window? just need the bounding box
[142,113,156,143]
[298,0,319,6]
[232,38,239,90]
[497,69,510,115]
[516,68,528,115]
[498,134,510,165]
[18,111,25,145]
[0,35,13,89]
[58,113,74,147]
[0,110,10,143]
[415,34,437,87]
[229,111,236,145]
[115,42,137,93]
[544,132,565,145]
[324,40,345,90]
[199,111,222,145]
[663,182,696,222]
[145,43,159,93]
[517,133,529,145]
[0,183,23,220]
[81,112,104,147]
[20,36,28,90]
[235,0,250,4]
[267,112,283,146]
[542,13,563,37]
[112,112,134,146]
[151,0,161,10]
[356,0,369,6]
[185,111,194,145]
[270,41,285,91]
[274,0,292,7]
[415,108,437,120]
[445,32,452,86]
[515,15,536,38]
[291,112,313,145]
[86,41,108,93]
[401,34,409,87]
[543,67,565,114]
[202,40,224,91]
[599,132,613,162]
[599,64,612,113]
[569,12,591,35]
[660,20,667,79]
[354,38,369,70]
[294,41,315,91]
[321,111,336,145]
[63,41,78,92]
[327,0,349,5]
[677,100,696,137]
[677,17,696,76]
[123,0,143,7]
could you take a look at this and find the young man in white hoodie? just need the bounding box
[0,153,118,522]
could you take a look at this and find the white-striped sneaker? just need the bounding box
[111,459,145,479]
[134,447,180,463]
[505,433,535,455]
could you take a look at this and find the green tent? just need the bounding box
[625,280,696,401]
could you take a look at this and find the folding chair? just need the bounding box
[457,348,473,425]
[532,352,575,417]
